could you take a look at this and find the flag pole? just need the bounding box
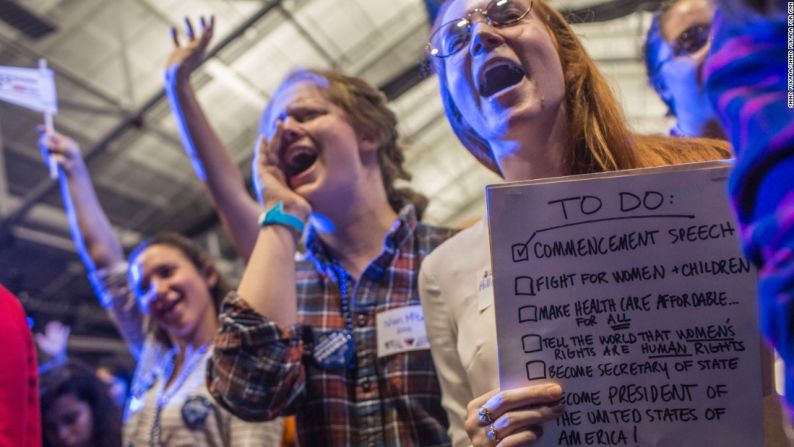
[39,59,57,179]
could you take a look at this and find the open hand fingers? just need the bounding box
[497,426,543,447]
[262,120,285,168]
[170,26,180,47]
[171,15,213,50]
[466,385,563,447]
[481,383,563,421]
[46,320,71,337]
[490,404,562,441]
[199,15,215,37]
[468,388,501,425]
[256,134,283,178]
[197,15,214,51]
[184,17,195,40]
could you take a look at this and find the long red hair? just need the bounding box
[431,0,729,176]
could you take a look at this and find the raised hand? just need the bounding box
[464,384,564,446]
[37,127,87,178]
[253,122,312,221]
[165,15,215,85]
[35,320,71,359]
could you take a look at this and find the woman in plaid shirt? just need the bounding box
[166,19,456,446]
[203,69,457,446]
[166,18,457,445]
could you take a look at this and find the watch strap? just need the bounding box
[258,202,305,234]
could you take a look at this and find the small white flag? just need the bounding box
[0,63,57,115]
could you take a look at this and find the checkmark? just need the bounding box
[512,243,529,262]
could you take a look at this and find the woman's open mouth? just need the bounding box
[281,145,319,179]
[478,60,526,98]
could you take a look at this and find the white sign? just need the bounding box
[486,161,764,446]
[0,64,57,114]
[376,305,430,357]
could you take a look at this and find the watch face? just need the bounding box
[312,330,355,369]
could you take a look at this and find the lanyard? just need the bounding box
[311,260,356,369]
[149,343,210,446]
[331,259,355,335]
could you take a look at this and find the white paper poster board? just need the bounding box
[486,161,763,446]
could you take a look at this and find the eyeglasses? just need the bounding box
[427,0,533,58]
[671,23,711,57]
[652,23,711,75]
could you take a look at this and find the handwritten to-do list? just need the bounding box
[486,162,763,446]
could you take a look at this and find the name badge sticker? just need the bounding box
[477,267,494,311]
[376,305,430,358]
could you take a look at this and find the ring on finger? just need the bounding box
[478,406,495,425]
[486,424,500,443]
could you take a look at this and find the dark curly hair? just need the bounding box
[40,360,122,447]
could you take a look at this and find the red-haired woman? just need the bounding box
[421,1,732,445]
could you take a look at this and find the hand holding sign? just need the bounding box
[464,384,565,446]
[37,127,87,179]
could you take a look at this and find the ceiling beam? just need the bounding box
[113,0,137,107]
[276,2,338,68]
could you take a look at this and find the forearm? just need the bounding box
[237,226,299,326]
[88,263,146,359]
[60,173,123,271]
[209,292,306,421]
[165,77,261,258]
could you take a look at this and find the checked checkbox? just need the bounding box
[512,243,529,262]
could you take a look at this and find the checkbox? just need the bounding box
[525,361,547,381]
[519,305,538,322]
[512,243,529,262]
[515,276,535,296]
[522,334,542,353]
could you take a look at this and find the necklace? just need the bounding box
[331,259,355,335]
[311,260,356,369]
[149,343,211,446]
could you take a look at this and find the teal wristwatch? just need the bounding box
[258,202,305,234]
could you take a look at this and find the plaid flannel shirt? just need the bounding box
[704,3,794,408]
[208,206,456,446]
